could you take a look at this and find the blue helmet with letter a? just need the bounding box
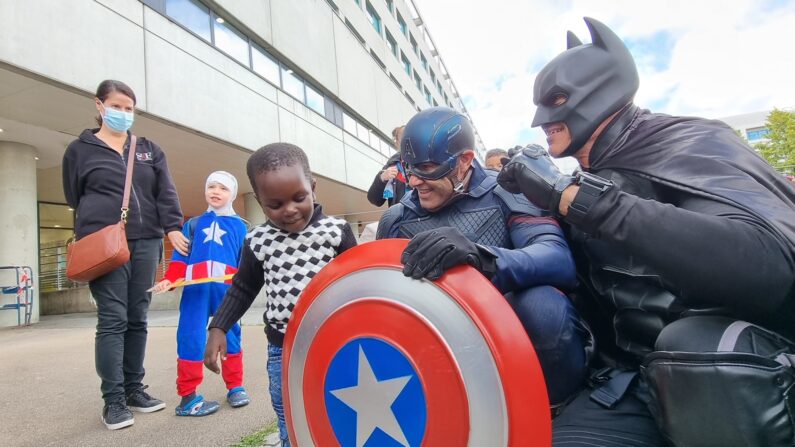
[400,107,475,180]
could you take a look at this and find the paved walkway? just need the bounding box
[0,308,278,447]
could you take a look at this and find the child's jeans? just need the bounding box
[267,344,291,447]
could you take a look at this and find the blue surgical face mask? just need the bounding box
[102,103,134,132]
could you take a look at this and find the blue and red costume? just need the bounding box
[164,211,248,397]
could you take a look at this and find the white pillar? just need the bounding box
[243,192,266,227]
[0,142,39,326]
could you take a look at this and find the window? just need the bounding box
[410,34,418,56]
[38,202,74,244]
[345,19,365,44]
[389,74,401,89]
[251,44,280,86]
[433,98,438,107]
[281,66,305,101]
[385,0,394,14]
[381,137,394,156]
[420,53,428,71]
[429,68,436,85]
[436,79,443,95]
[342,112,357,135]
[747,127,770,141]
[165,0,211,41]
[385,29,397,58]
[353,0,361,6]
[305,84,325,115]
[397,12,407,36]
[213,18,250,65]
[401,52,411,75]
[424,87,432,104]
[326,101,344,127]
[370,50,385,69]
[366,1,381,34]
[356,121,370,143]
[413,71,421,90]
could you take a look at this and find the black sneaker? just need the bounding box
[102,401,134,430]
[126,385,166,413]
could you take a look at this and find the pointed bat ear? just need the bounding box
[566,31,582,49]
[584,17,625,53]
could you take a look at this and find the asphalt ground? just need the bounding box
[0,308,276,447]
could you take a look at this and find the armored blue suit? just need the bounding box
[377,161,588,405]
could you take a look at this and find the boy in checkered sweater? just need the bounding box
[206,143,357,447]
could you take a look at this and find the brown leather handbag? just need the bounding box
[66,135,137,282]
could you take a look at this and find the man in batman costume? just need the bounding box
[498,17,795,447]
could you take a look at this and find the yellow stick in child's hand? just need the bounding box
[148,274,235,294]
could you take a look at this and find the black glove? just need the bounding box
[401,227,497,281]
[497,143,575,216]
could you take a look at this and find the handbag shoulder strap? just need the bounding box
[121,135,137,222]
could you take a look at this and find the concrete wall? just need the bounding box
[40,286,182,315]
[40,288,96,315]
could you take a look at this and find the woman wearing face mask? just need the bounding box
[62,79,188,431]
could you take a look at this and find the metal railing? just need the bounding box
[39,239,174,293]
[39,240,79,293]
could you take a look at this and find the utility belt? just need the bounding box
[587,318,795,446]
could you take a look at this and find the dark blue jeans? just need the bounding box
[89,238,161,404]
[505,285,588,405]
[267,344,291,447]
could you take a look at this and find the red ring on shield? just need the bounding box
[283,239,552,446]
[303,299,469,446]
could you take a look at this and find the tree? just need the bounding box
[756,109,795,175]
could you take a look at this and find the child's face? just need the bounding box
[205,181,232,210]
[255,164,315,233]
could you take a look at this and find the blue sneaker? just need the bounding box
[227,387,250,408]
[174,395,220,417]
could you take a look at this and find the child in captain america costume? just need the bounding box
[152,171,249,416]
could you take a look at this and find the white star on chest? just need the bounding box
[329,346,412,447]
[202,222,226,246]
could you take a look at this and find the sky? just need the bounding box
[414,0,795,171]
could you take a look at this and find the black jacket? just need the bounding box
[367,153,408,207]
[569,106,795,359]
[62,129,183,241]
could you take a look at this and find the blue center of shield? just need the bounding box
[325,337,427,447]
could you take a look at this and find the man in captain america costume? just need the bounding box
[154,171,250,416]
[376,106,590,408]
[498,17,795,447]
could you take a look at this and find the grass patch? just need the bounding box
[233,420,278,447]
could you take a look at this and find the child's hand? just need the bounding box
[204,328,228,374]
[150,279,173,294]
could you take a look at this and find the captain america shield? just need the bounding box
[283,239,551,446]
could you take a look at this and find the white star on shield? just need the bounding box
[329,346,412,447]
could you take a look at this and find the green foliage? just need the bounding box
[756,109,795,174]
[233,421,278,447]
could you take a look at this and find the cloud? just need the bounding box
[415,0,795,165]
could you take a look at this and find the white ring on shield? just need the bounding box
[287,267,509,446]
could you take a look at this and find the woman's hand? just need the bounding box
[204,328,228,374]
[168,230,190,256]
[380,166,398,182]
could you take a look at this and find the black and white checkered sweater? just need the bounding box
[210,205,357,347]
